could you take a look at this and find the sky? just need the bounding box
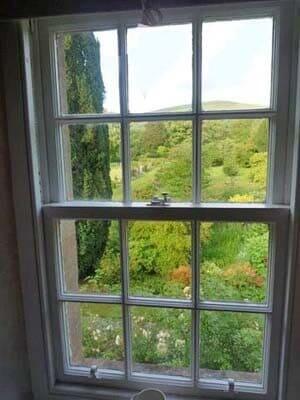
[95,17,273,113]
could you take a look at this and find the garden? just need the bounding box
[61,31,270,384]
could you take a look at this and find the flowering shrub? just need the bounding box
[81,304,124,363]
[131,307,191,374]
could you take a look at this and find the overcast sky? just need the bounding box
[95,17,273,113]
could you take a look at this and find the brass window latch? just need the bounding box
[147,192,171,206]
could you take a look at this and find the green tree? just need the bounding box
[64,32,112,279]
[223,158,238,179]
[249,152,267,190]
[156,140,193,200]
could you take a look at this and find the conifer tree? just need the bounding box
[64,32,112,279]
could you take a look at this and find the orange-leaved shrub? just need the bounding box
[170,265,191,286]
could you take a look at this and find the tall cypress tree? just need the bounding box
[64,32,112,280]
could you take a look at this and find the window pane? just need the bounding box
[56,30,119,114]
[130,121,192,201]
[200,311,265,385]
[128,221,192,299]
[131,307,192,378]
[200,223,269,303]
[60,220,121,295]
[202,18,273,110]
[65,303,124,372]
[201,119,269,202]
[128,24,192,113]
[62,123,122,201]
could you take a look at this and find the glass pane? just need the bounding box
[128,221,192,299]
[65,302,124,372]
[130,121,192,201]
[201,119,269,202]
[128,24,192,113]
[56,30,120,114]
[131,307,192,377]
[202,18,273,110]
[62,123,122,201]
[200,311,265,384]
[60,220,121,295]
[200,223,269,303]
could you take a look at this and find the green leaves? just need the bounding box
[64,33,112,278]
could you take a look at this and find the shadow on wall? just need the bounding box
[0,46,32,399]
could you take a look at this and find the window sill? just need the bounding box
[50,381,268,400]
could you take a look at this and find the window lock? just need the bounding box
[89,365,101,380]
[228,378,235,393]
[147,192,171,206]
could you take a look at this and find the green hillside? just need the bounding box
[156,101,262,112]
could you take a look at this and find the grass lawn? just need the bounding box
[203,166,265,202]
[81,302,121,318]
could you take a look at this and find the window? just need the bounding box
[32,3,293,400]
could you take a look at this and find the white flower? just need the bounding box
[157,341,168,354]
[96,329,100,334]
[115,335,121,346]
[157,330,170,340]
[175,339,185,349]
[142,329,150,338]
[106,325,112,331]
[183,286,191,299]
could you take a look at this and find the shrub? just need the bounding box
[249,152,267,189]
[76,220,110,280]
[170,265,191,286]
[241,224,269,275]
[222,262,264,288]
[223,159,239,178]
[229,194,255,203]
[200,311,264,372]
[129,221,191,279]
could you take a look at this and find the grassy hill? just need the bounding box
[155,100,261,112]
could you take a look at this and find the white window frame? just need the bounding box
[43,206,288,399]
[1,1,299,400]
[37,2,291,397]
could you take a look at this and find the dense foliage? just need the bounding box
[80,112,269,379]
[64,33,112,279]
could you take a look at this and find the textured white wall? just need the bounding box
[0,55,32,400]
